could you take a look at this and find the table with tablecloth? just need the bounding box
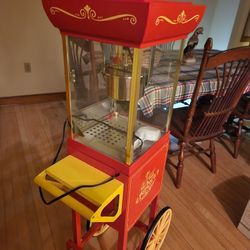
[138,50,250,117]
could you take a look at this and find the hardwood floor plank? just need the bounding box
[165,141,250,249]
[160,187,226,249]
[0,102,249,250]
[0,106,42,250]
[15,104,57,250]
[0,107,8,249]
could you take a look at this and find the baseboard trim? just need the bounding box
[0,92,66,105]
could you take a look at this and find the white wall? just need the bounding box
[209,0,240,50]
[186,0,218,49]
[0,0,64,97]
[229,0,250,48]
[0,0,247,98]
[182,0,240,50]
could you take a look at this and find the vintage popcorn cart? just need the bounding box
[34,0,205,249]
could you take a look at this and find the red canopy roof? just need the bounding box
[42,0,205,48]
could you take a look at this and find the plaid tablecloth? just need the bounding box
[138,50,250,117]
[138,79,215,117]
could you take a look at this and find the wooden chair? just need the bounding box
[230,93,250,158]
[68,37,104,106]
[168,38,250,188]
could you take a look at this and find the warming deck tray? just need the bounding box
[34,155,124,223]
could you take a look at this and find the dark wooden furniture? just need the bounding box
[168,38,250,188]
[231,93,250,158]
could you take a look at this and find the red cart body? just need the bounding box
[35,0,205,249]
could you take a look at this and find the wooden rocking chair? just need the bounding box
[168,38,250,188]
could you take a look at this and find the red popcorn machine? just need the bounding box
[34,0,205,249]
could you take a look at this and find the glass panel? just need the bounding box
[135,40,182,157]
[68,36,136,162]
[150,41,181,86]
[68,37,107,111]
[67,36,182,163]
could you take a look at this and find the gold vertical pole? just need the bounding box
[125,48,142,165]
[61,34,73,137]
[165,39,185,131]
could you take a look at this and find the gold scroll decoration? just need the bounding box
[155,10,199,26]
[50,4,137,25]
[136,169,159,204]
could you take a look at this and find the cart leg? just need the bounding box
[73,211,82,247]
[67,210,82,250]
[149,196,159,225]
[117,219,128,250]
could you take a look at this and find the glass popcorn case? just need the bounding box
[68,37,183,164]
[35,1,205,249]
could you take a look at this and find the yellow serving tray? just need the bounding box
[34,155,123,223]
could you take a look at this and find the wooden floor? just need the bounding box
[0,101,249,250]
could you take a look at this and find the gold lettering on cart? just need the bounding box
[136,169,159,204]
[50,5,137,25]
[155,10,199,26]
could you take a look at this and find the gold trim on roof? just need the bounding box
[50,5,137,25]
[155,10,199,26]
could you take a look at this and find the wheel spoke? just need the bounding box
[144,208,172,250]
[146,237,157,249]
[159,212,170,229]
[158,230,168,242]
